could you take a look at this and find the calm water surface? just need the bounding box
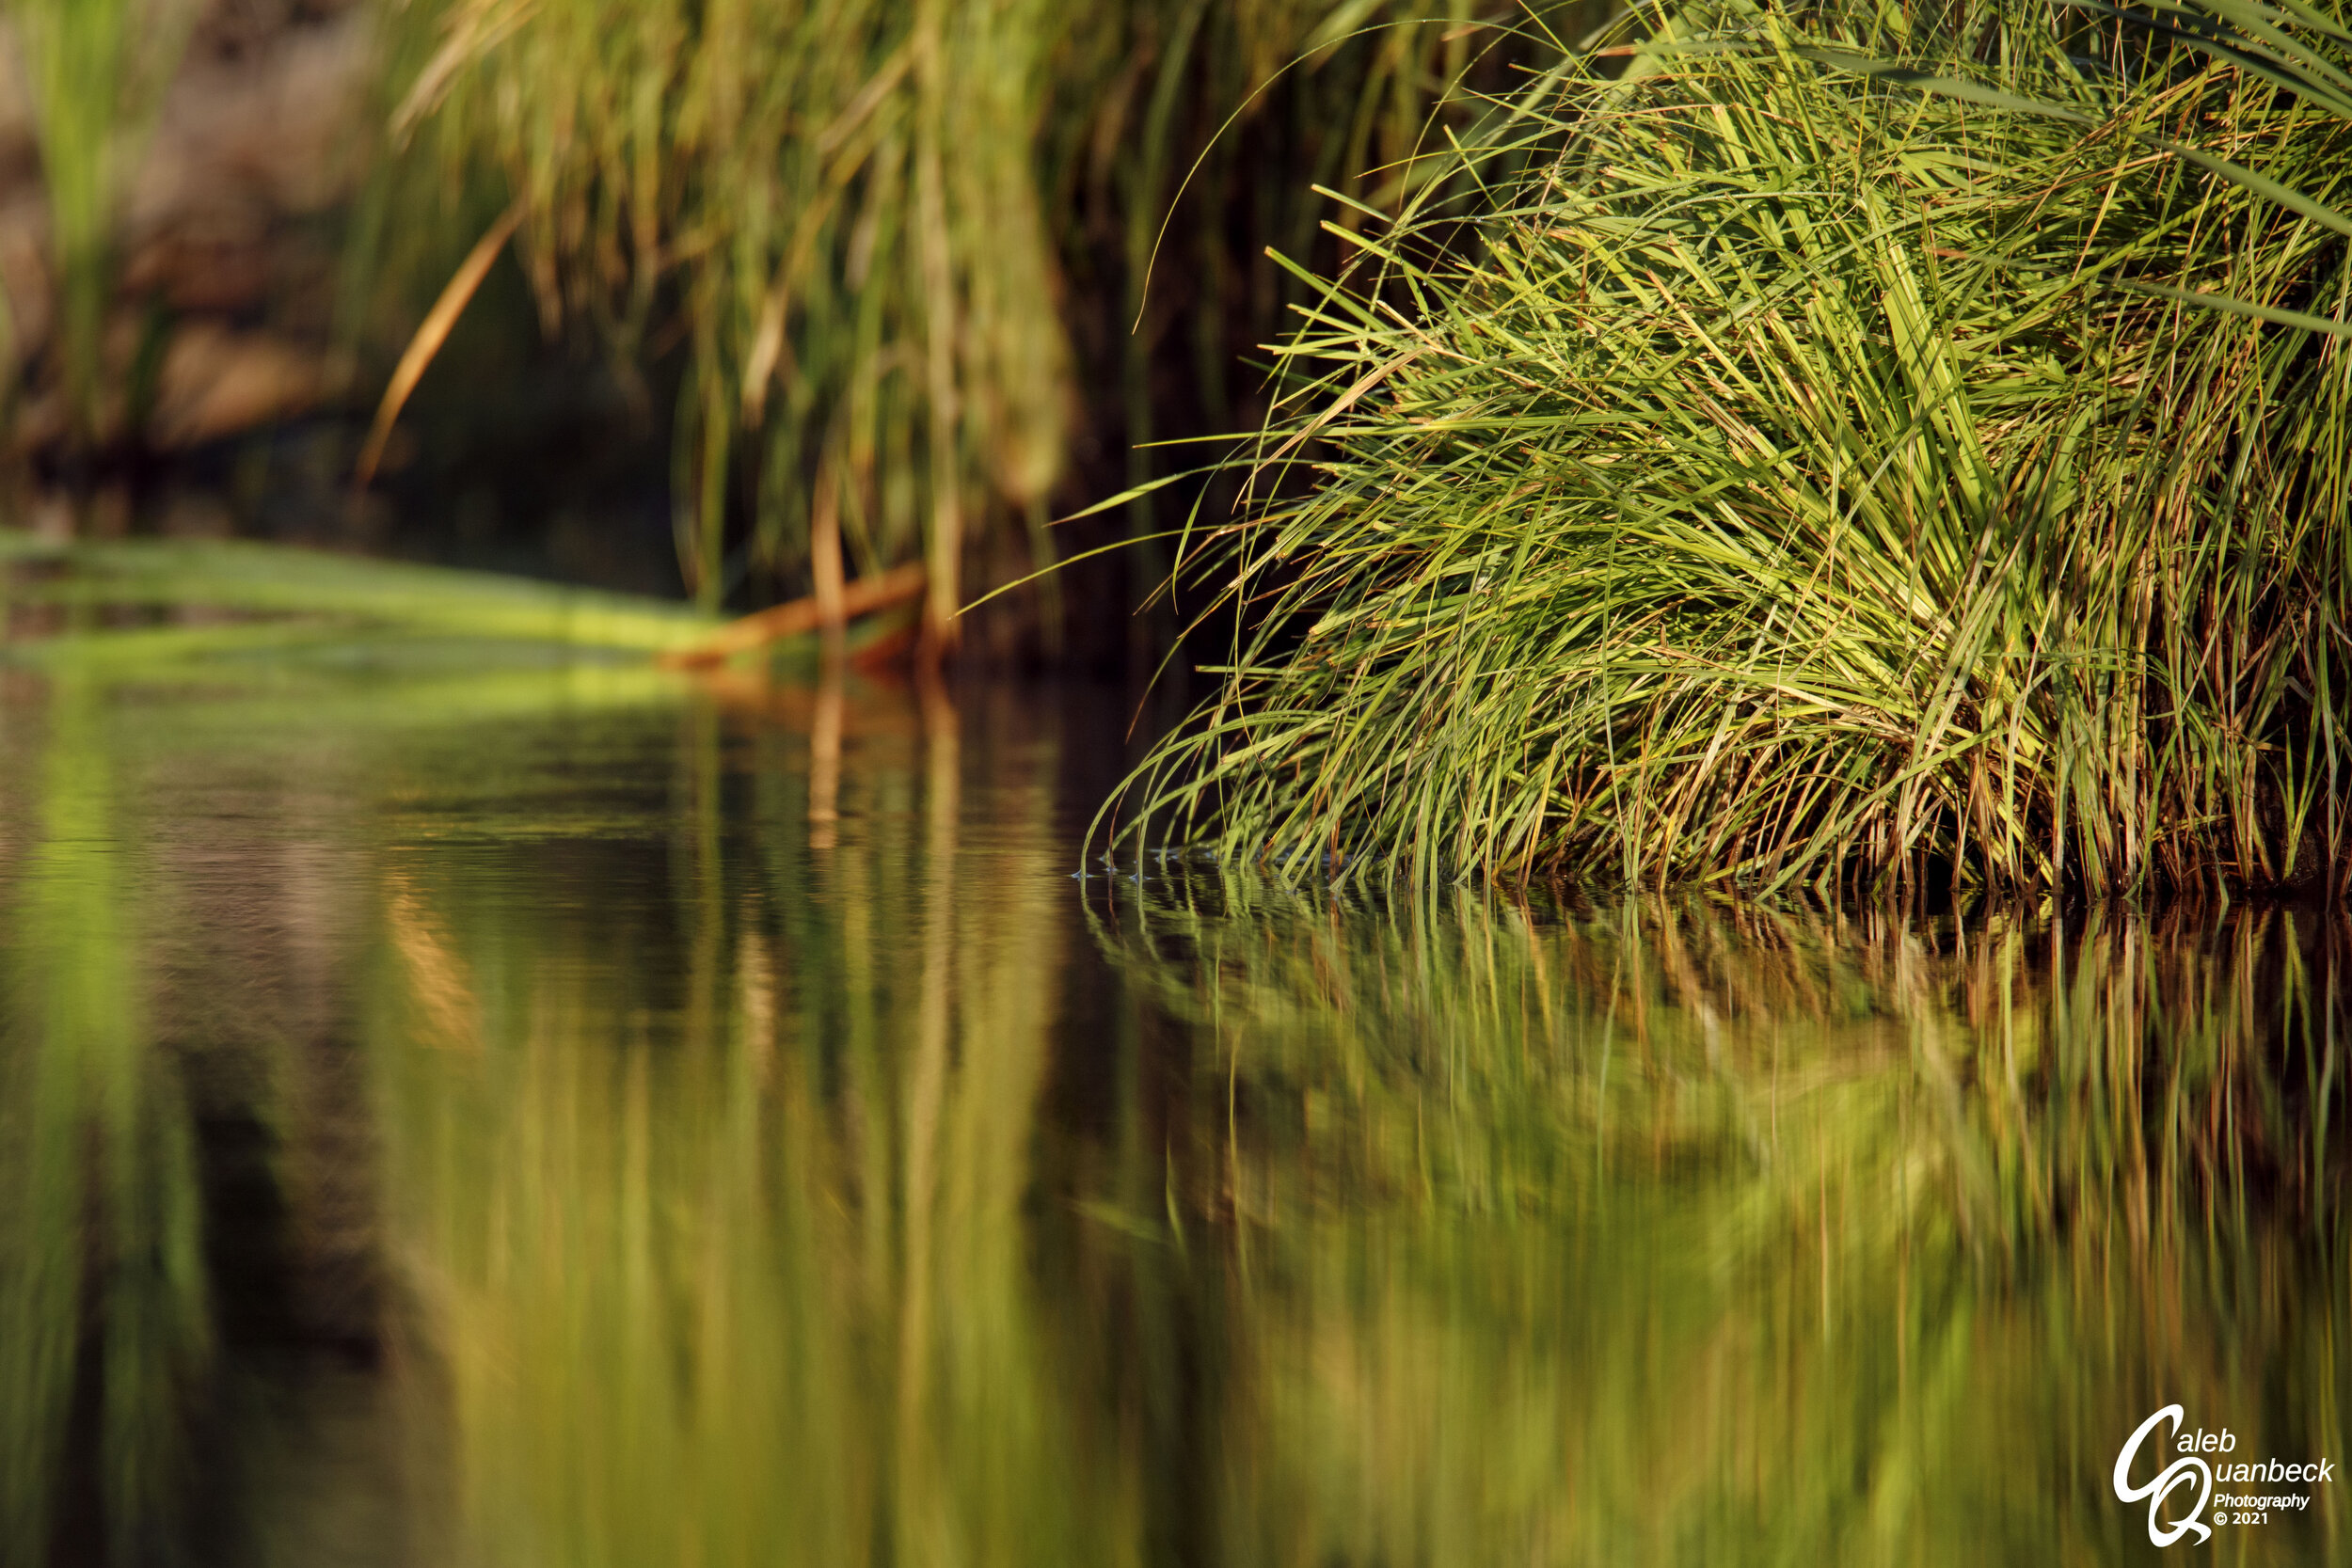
[0,657,2344,1566]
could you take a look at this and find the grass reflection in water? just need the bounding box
[0,672,207,1567]
[1107,880,2348,1563]
[0,666,2344,1565]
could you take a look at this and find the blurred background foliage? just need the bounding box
[0,0,1570,655]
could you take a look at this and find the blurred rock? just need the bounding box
[0,0,374,455]
[27,488,71,542]
[155,487,238,539]
[125,0,374,322]
[151,320,325,448]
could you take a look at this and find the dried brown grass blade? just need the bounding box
[657,562,928,669]
[354,202,524,488]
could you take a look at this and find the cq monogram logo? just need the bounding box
[2114,1406,2213,1547]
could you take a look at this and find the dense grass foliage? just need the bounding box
[382,0,1520,623]
[1128,0,2352,894]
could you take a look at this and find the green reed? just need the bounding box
[0,533,718,661]
[1124,0,2352,894]
[6,0,196,449]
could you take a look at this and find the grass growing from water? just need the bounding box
[1127,0,2352,894]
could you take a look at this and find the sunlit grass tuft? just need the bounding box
[1126,0,2352,895]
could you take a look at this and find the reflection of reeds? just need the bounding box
[370,684,1136,1565]
[0,641,724,1560]
[1102,880,2351,1563]
[6,650,2343,1563]
[0,672,210,1563]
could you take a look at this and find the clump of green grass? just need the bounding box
[380,0,1520,625]
[1124,0,2352,895]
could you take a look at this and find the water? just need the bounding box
[0,656,2344,1566]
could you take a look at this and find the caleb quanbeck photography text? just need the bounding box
[2116,1406,2337,1546]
